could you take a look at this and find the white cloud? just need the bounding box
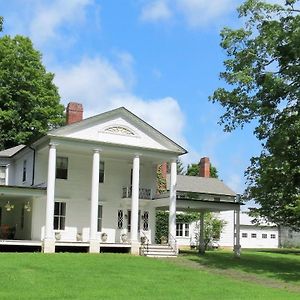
[176,0,236,27]
[140,0,237,27]
[140,0,173,22]
[53,55,187,148]
[30,0,93,45]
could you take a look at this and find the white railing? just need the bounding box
[122,187,153,200]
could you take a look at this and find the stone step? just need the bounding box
[141,244,177,258]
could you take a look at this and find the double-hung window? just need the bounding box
[0,166,6,185]
[22,160,27,182]
[97,205,103,232]
[54,202,66,230]
[176,223,189,237]
[56,157,68,179]
[99,161,105,183]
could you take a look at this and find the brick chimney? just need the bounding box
[198,157,210,178]
[66,102,83,125]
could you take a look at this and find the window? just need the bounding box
[262,234,267,239]
[97,205,103,232]
[22,160,27,182]
[142,211,149,231]
[117,210,123,229]
[56,157,68,179]
[270,234,276,239]
[127,210,131,232]
[99,161,105,183]
[126,210,141,232]
[251,233,257,238]
[54,202,66,230]
[21,207,25,229]
[288,229,293,239]
[242,233,248,238]
[176,223,189,237]
[0,166,6,185]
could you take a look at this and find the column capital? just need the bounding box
[133,153,141,159]
[93,148,102,153]
[49,143,57,149]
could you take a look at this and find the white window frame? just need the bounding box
[270,234,276,239]
[97,205,103,232]
[56,157,68,180]
[242,232,248,238]
[54,202,66,230]
[0,165,8,185]
[176,223,189,237]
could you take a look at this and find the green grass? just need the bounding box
[180,248,300,284]
[0,251,299,299]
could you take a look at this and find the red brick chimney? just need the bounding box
[66,102,83,125]
[198,157,210,178]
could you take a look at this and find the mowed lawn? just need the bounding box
[0,250,299,300]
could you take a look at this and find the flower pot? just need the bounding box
[101,233,108,242]
[121,234,128,243]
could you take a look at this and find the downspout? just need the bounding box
[28,146,36,186]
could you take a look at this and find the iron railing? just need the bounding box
[140,231,150,256]
[168,232,178,254]
[122,187,153,200]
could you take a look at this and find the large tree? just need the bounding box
[0,34,65,150]
[211,0,300,229]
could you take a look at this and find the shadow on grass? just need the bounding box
[180,249,300,283]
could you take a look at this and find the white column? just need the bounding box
[44,143,56,253]
[168,159,177,242]
[234,206,241,258]
[199,211,205,254]
[90,149,100,248]
[131,155,140,244]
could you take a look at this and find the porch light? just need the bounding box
[4,201,14,212]
[24,201,31,212]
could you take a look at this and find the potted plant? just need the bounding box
[140,236,147,244]
[121,233,128,243]
[101,232,108,242]
[160,236,167,244]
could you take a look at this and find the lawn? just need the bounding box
[0,250,299,299]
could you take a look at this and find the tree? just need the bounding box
[0,17,3,32]
[211,0,300,229]
[0,35,65,150]
[186,163,219,178]
[194,213,227,250]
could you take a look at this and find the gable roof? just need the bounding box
[0,145,26,158]
[168,174,236,197]
[49,107,187,155]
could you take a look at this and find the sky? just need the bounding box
[0,0,268,195]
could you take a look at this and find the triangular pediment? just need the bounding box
[49,107,186,154]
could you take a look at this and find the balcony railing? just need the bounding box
[122,187,153,200]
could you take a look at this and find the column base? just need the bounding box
[89,240,100,253]
[43,238,55,253]
[233,245,241,258]
[131,241,140,255]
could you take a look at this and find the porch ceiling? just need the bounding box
[0,185,46,201]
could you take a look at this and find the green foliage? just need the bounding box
[194,213,227,250]
[0,35,65,150]
[156,164,167,194]
[211,0,300,229]
[155,211,199,243]
[186,163,219,178]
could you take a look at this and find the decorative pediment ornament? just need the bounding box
[104,126,136,136]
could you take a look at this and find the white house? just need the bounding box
[0,103,242,256]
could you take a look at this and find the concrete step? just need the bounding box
[141,244,177,258]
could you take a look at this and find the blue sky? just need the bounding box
[0,0,266,194]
